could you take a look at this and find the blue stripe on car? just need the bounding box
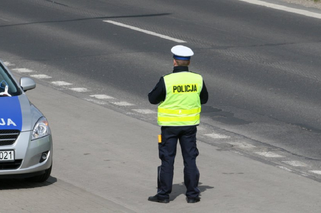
[0,96,23,130]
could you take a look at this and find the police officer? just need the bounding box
[148,45,208,203]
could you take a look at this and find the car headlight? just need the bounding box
[32,117,51,140]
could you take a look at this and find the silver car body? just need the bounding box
[0,61,52,181]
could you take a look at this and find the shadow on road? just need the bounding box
[170,182,214,201]
[0,176,57,190]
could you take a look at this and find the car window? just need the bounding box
[0,64,22,97]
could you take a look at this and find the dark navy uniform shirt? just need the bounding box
[148,66,209,105]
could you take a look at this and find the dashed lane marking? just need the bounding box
[309,170,321,175]
[132,109,156,114]
[255,151,284,158]
[90,94,115,100]
[282,161,307,167]
[84,98,107,105]
[204,133,230,139]
[277,166,292,172]
[69,87,89,92]
[3,61,15,67]
[31,74,52,79]
[103,20,186,43]
[12,68,34,73]
[111,101,134,106]
[51,81,72,86]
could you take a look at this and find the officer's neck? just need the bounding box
[173,66,189,73]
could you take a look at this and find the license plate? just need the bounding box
[0,150,14,161]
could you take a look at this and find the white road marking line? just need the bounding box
[69,87,89,92]
[282,161,307,167]
[204,133,230,139]
[238,0,321,20]
[255,151,284,158]
[309,170,321,175]
[90,94,115,100]
[132,109,156,114]
[277,166,292,172]
[111,101,134,106]
[84,98,107,105]
[3,62,14,67]
[104,20,186,43]
[12,68,34,73]
[30,74,52,79]
[228,142,256,149]
[51,81,72,86]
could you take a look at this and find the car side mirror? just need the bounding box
[20,77,36,92]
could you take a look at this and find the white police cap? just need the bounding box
[171,45,194,60]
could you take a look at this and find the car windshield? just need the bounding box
[0,64,22,97]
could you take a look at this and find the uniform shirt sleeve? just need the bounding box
[200,81,208,104]
[148,77,166,104]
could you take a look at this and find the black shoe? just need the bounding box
[148,195,169,203]
[186,196,200,203]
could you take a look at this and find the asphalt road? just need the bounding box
[1,72,320,213]
[1,0,321,211]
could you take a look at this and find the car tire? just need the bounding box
[26,164,52,182]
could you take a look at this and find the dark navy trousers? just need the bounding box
[157,126,200,199]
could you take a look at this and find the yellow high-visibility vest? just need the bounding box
[158,71,203,126]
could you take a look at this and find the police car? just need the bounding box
[0,61,53,182]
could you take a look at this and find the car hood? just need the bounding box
[0,95,43,131]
